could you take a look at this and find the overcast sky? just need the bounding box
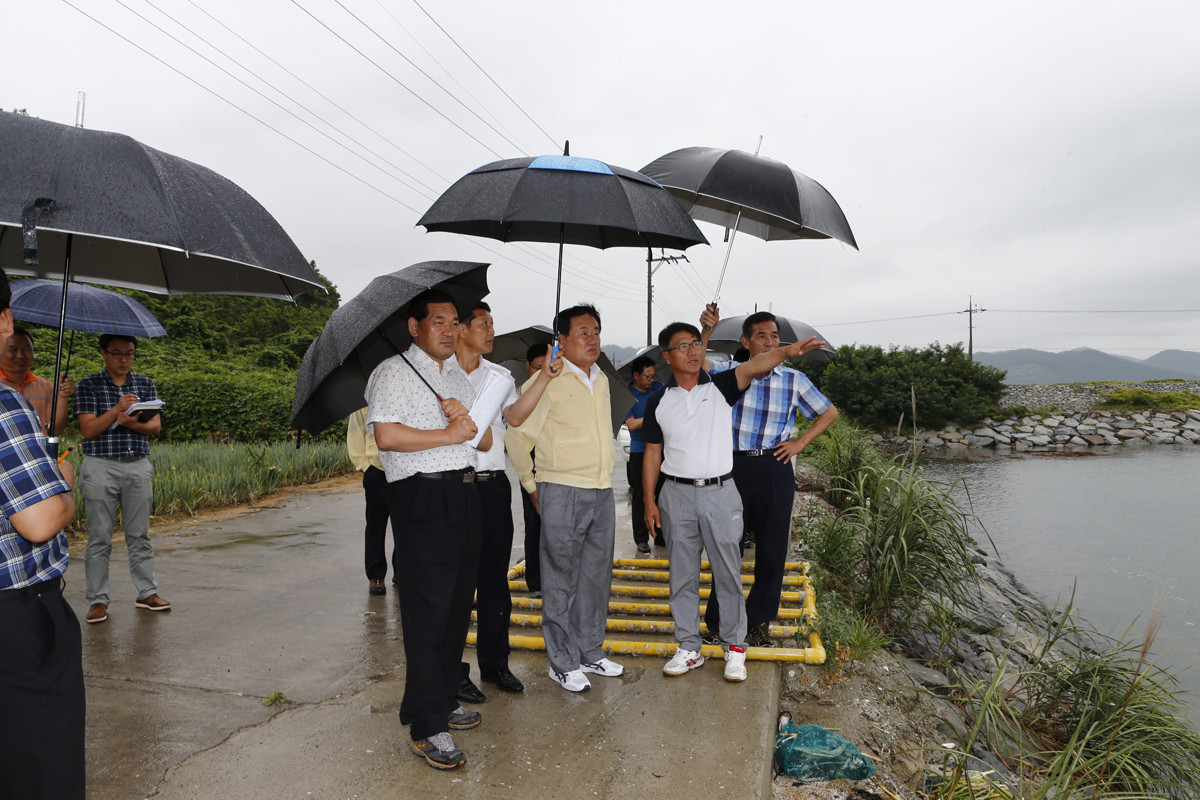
[5,0,1200,356]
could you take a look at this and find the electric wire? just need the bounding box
[977,326,1200,338]
[59,0,420,212]
[990,309,1200,314]
[182,0,448,188]
[814,311,961,327]
[409,0,560,150]
[287,0,505,158]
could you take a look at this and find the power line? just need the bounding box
[287,0,505,158]
[409,0,560,151]
[991,308,1200,314]
[815,311,961,327]
[60,0,421,212]
[978,326,1200,337]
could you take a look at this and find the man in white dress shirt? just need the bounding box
[366,289,493,770]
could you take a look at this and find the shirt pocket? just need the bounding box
[545,436,595,475]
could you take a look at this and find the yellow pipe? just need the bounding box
[609,568,804,586]
[506,580,802,602]
[612,558,808,572]
[465,632,825,663]
[510,596,807,619]
[506,560,526,581]
[472,611,802,638]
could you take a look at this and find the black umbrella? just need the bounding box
[708,313,837,362]
[0,111,323,445]
[291,262,490,435]
[640,145,857,304]
[486,325,634,436]
[418,148,708,339]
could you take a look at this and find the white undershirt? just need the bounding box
[565,358,601,394]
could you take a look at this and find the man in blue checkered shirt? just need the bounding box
[74,333,168,624]
[0,268,86,798]
[700,307,839,648]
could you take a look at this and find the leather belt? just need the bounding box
[0,576,63,601]
[474,470,506,482]
[663,472,734,488]
[413,469,476,483]
[734,449,772,457]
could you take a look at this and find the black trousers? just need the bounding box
[386,476,481,741]
[362,466,393,581]
[705,455,794,633]
[626,453,666,545]
[462,475,514,676]
[520,486,541,593]
[0,581,86,800]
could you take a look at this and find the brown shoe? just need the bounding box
[368,579,386,596]
[86,603,108,624]
[135,594,171,611]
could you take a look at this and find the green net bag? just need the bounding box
[774,722,876,782]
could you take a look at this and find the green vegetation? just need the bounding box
[262,690,288,707]
[18,266,342,443]
[796,342,1006,429]
[1101,386,1200,410]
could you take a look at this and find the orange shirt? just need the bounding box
[0,368,56,429]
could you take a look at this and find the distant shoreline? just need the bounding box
[999,381,1200,411]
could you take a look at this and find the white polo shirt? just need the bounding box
[640,368,746,480]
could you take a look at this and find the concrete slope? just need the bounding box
[67,479,779,799]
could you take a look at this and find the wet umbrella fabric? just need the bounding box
[11,280,166,338]
[291,262,490,435]
[708,314,837,362]
[486,324,635,436]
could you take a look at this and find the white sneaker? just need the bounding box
[580,657,624,677]
[663,648,705,676]
[724,647,747,682]
[549,667,591,692]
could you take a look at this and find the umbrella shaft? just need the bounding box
[712,210,742,306]
[552,224,564,342]
[47,234,73,453]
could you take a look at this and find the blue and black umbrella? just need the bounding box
[11,280,167,338]
[418,146,708,334]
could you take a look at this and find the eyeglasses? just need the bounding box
[667,341,705,354]
[104,350,136,360]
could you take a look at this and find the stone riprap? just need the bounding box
[880,407,1200,452]
[999,382,1200,412]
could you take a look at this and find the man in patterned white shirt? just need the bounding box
[365,289,494,770]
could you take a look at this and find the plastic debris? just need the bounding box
[774,722,876,782]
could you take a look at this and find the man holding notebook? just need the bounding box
[74,334,168,626]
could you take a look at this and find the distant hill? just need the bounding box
[975,347,1200,385]
[603,344,643,366]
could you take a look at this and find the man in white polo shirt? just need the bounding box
[641,321,824,681]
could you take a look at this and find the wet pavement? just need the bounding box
[66,454,779,798]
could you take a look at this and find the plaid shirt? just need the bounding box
[74,370,159,458]
[710,362,832,450]
[0,387,72,590]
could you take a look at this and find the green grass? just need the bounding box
[1100,387,1200,410]
[63,440,354,532]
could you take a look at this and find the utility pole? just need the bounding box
[646,248,689,346]
[958,296,987,360]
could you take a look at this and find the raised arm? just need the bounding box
[699,304,719,372]
[503,346,563,427]
[733,337,825,391]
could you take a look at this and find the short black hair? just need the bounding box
[99,333,138,351]
[658,322,702,351]
[555,303,601,337]
[733,346,750,363]
[10,325,32,344]
[460,300,491,324]
[741,311,778,341]
[629,355,656,374]
[0,268,10,314]
[525,343,546,364]
[408,289,457,323]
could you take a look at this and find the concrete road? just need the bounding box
[67,455,779,798]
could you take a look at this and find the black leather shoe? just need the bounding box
[456,675,486,704]
[481,667,525,693]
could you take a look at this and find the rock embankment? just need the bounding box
[880,408,1200,452]
[999,382,1200,411]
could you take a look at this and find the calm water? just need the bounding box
[921,446,1200,719]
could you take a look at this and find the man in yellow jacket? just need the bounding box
[347,408,389,596]
[505,304,623,693]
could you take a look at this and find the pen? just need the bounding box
[57,445,75,464]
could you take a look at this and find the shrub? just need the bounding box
[804,419,886,510]
[1102,387,1200,410]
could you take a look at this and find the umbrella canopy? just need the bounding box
[709,314,837,362]
[0,111,323,299]
[487,325,634,436]
[292,262,490,435]
[639,147,857,248]
[11,279,166,338]
[616,345,734,385]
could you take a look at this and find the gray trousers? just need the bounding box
[660,480,748,650]
[81,455,157,605]
[537,482,615,675]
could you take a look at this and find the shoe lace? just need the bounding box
[428,732,456,750]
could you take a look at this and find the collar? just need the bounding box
[406,343,448,374]
[565,358,601,383]
[665,369,713,389]
[0,366,38,389]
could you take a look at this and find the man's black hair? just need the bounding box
[733,346,750,363]
[629,355,656,375]
[0,268,10,314]
[525,342,546,364]
[99,333,138,351]
[10,325,32,344]
[460,300,491,323]
[407,289,457,322]
[658,322,702,351]
[741,311,778,341]
[555,303,601,337]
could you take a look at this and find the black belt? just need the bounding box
[0,576,63,601]
[734,449,773,457]
[413,469,476,483]
[663,472,734,488]
[93,454,148,463]
[474,470,506,482]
